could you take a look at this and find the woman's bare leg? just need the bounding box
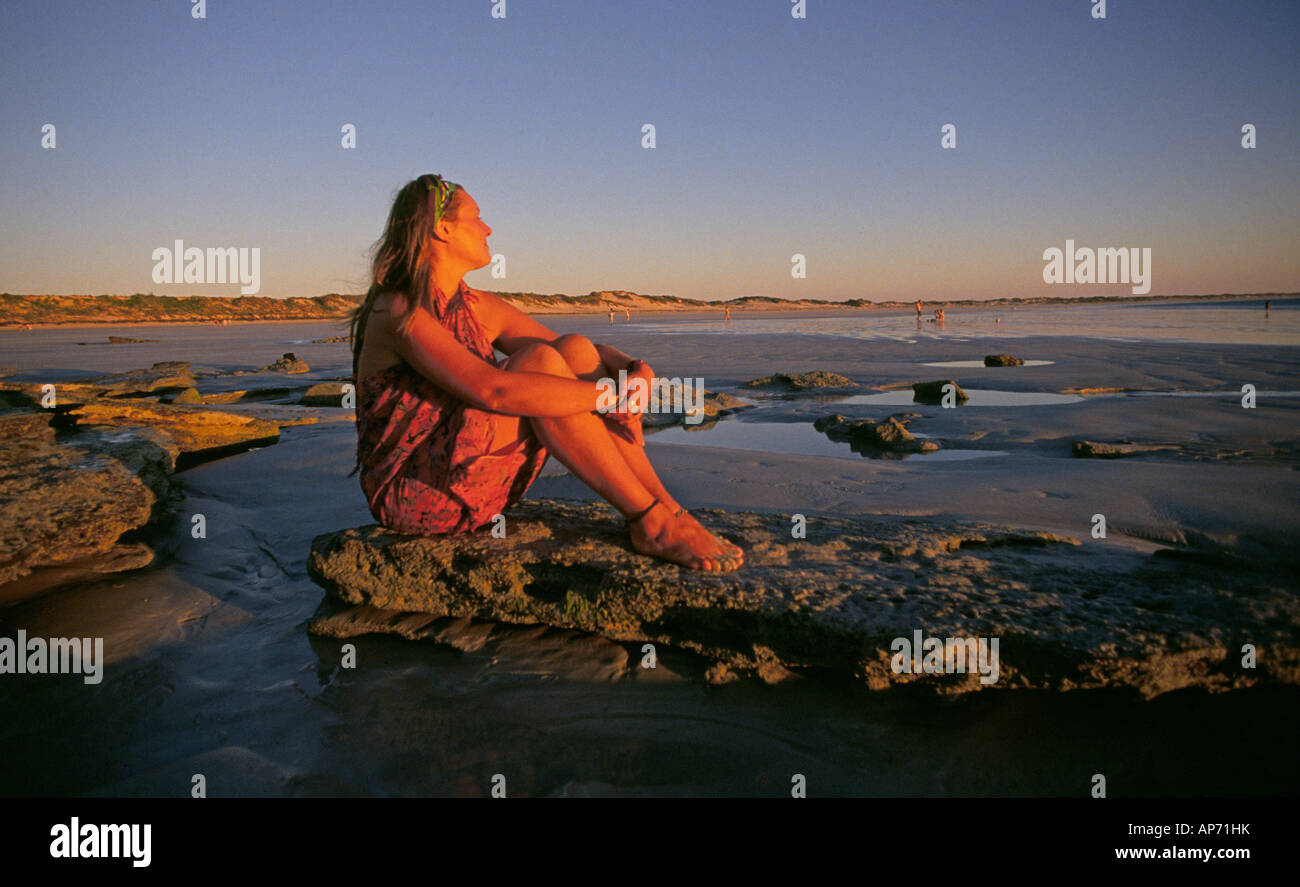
[550,335,683,511]
[499,342,740,571]
[549,334,743,558]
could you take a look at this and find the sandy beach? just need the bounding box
[1,299,1297,796]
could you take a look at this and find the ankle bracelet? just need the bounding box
[626,497,661,525]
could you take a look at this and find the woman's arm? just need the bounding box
[482,291,637,372]
[593,342,635,373]
[391,295,609,418]
[482,292,563,355]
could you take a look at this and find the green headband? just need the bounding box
[423,173,460,226]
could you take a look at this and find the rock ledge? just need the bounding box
[306,498,1300,696]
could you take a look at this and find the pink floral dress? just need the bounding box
[351,282,550,534]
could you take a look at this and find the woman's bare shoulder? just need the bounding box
[466,286,500,309]
[467,287,513,327]
[373,290,428,330]
[373,289,407,315]
[359,291,408,367]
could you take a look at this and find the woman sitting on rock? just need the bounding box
[347,174,742,572]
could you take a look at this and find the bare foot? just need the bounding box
[675,509,744,559]
[654,503,743,563]
[628,504,744,572]
[662,502,744,560]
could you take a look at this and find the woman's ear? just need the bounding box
[438,209,463,240]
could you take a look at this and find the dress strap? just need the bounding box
[421,281,494,363]
[432,280,472,316]
[431,279,455,319]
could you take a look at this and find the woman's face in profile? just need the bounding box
[444,191,493,268]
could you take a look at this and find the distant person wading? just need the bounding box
[347,174,743,571]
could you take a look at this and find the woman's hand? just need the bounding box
[620,359,655,414]
[601,401,644,447]
[600,359,653,446]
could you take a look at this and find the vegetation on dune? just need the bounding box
[0,290,1289,326]
[0,293,363,324]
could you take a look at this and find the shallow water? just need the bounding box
[0,324,359,383]
[836,390,1085,407]
[3,416,1295,797]
[2,298,1294,382]
[647,419,1006,461]
[923,359,1056,368]
[629,297,1300,346]
[1122,389,1300,399]
[2,302,1299,797]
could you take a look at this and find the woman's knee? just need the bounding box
[503,342,572,375]
[553,333,595,353]
[552,334,603,375]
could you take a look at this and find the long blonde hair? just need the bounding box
[348,176,463,381]
[346,176,460,477]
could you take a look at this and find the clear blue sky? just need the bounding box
[3,0,1297,302]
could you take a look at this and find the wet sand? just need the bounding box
[1,306,1298,796]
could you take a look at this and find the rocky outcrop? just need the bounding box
[195,390,250,404]
[170,387,203,404]
[640,389,752,429]
[262,353,309,374]
[1,380,282,463]
[1059,387,1137,395]
[812,413,938,454]
[912,379,969,404]
[0,408,55,439]
[0,410,172,591]
[306,499,1300,697]
[0,361,315,598]
[743,371,857,390]
[67,401,280,465]
[166,387,294,405]
[75,361,196,396]
[1072,440,1179,458]
[984,354,1024,367]
[299,382,353,406]
[71,424,179,499]
[107,336,159,344]
[169,382,308,401]
[0,381,105,407]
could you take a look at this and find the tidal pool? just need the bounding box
[646,420,1005,461]
[922,359,1055,368]
[837,390,1084,407]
